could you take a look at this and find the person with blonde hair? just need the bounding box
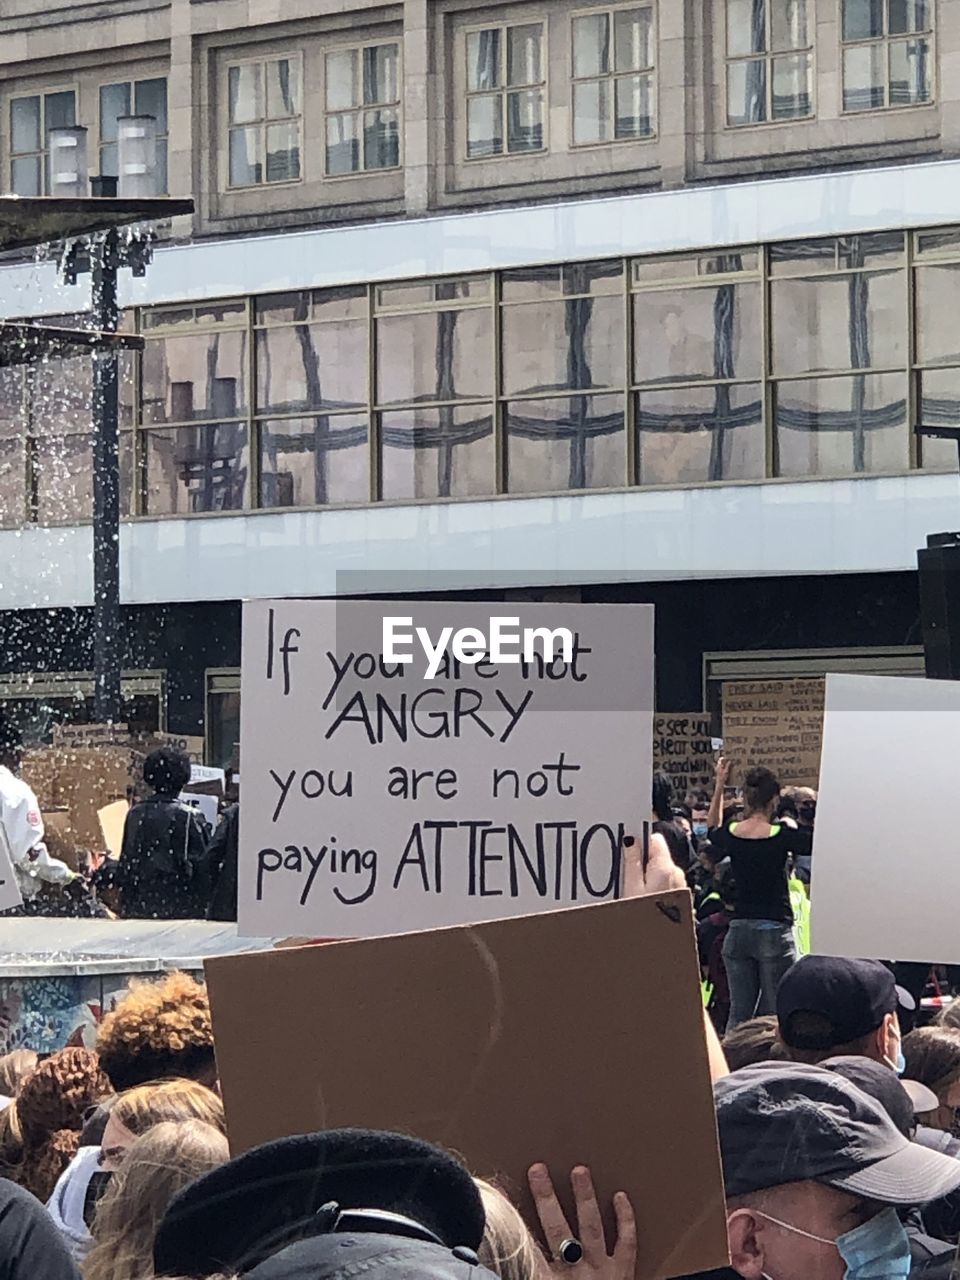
[100,1078,225,1172]
[84,1121,228,1280]
[0,1049,37,1099]
[477,1179,546,1280]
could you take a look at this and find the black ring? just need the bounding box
[559,1239,583,1265]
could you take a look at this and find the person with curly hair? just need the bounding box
[99,1080,225,1173]
[10,1048,111,1204]
[95,972,217,1093]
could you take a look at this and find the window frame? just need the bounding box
[322,38,403,179]
[463,19,548,161]
[97,75,169,193]
[569,3,658,149]
[723,0,816,129]
[839,0,935,115]
[8,84,79,196]
[224,51,304,191]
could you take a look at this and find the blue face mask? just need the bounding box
[693,822,709,838]
[759,1206,911,1280]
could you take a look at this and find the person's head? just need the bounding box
[793,787,817,828]
[0,717,22,772]
[716,1061,960,1280]
[0,1049,38,1097]
[86,1121,229,1280]
[13,1047,112,1203]
[776,955,912,1070]
[672,808,692,838]
[476,1179,544,1280]
[96,972,216,1092]
[143,747,192,799]
[0,1100,22,1173]
[741,767,780,819]
[652,771,674,823]
[722,1015,787,1071]
[902,1026,960,1136]
[935,1000,960,1033]
[777,793,799,824]
[697,840,720,872]
[101,1078,225,1172]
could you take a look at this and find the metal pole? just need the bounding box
[91,223,122,724]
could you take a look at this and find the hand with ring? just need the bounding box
[527,1163,636,1280]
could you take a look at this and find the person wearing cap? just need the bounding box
[682,1061,960,1280]
[776,955,913,1071]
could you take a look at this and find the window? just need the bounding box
[725,0,813,125]
[227,56,301,188]
[9,90,76,195]
[571,6,655,146]
[100,78,168,193]
[841,0,932,111]
[466,23,545,158]
[914,228,960,469]
[324,43,401,175]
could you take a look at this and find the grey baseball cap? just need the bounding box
[715,1061,960,1203]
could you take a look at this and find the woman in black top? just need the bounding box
[710,765,801,1029]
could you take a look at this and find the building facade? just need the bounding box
[0,0,956,760]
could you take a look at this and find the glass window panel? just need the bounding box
[776,373,908,476]
[889,38,932,106]
[917,265,960,365]
[772,271,906,375]
[502,261,624,302]
[134,78,168,133]
[506,393,625,493]
[838,232,904,267]
[141,331,248,424]
[727,60,767,125]
[120,431,134,517]
[0,437,25,529]
[467,29,500,92]
[615,8,654,71]
[506,89,543,152]
[637,382,764,485]
[364,108,400,168]
[889,0,930,32]
[229,126,261,185]
[727,0,767,57]
[633,284,762,384]
[633,252,705,283]
[144,423,249,514]
[504,295,625,395]
[772,0,809,49]
[700,250,760,274]
[35,433,93,525]
[266,58,299,119]
[326,114,359,174]
[916,228,960,256]
[615,73,654,137]
[255,320,367,412]
[843,44,885,111]
[11,156,41,197]
[380,405,495,499]
[229,64,262,124]
[573,80,610,145]
[573,14,610,78]
[326,49,359,110]
[100,141,119,179]
[918,369,960,469]
[257,286,367,325]
[769,238,837,274]
[842,0,883,40]
[99,82,131,144]
[376,308,493,405]
[157,138,169,194]
[363,44,399,105]
[772,51,812,117]
[467,95,503,158]
[259,414,369,507]
[11,97,40,153]
[507,24,542,86]
[30,354,93,434]
[265,121,300,182]
[377,282,434,308]
[45,91,75,132]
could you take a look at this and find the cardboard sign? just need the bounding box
[653,714,714,800]
[97,800,129,860]
[190,764,225,789]
[811,673,960,963]
[52,722,129,748]
[238,600,654,938]
[206,892,728,1280]
[722,677,824,788]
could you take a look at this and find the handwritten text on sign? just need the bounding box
[238,600,654,937]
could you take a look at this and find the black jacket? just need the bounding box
[117,794,210,919]
[203,803,239,922]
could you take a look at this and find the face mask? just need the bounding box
[883,1028,906,1076]
[758,1206,911,1280]
[82,1170,113,1229]
[693,822,708,838]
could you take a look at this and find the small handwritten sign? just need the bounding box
[653,714,714,800]
[722,677,824,788]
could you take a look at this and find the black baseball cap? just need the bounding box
[715,1061,960,1202]
[777,955,915,1051]
[153,1129,486,1279]
[243,1233,495,1280]
[823,1055,940,1132]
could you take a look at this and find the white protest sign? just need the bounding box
[180,792,220,830]
[238,600,654,937]
[190,764,226,787]
[812,673,960,964]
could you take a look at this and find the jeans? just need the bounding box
[722,919,797,1031]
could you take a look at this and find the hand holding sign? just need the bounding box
[529,1163,637,1280]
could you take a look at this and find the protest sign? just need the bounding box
[653,714,714,799]
[97,800,128,860]
[0,829,22,913]
[238,600,654,938]
[53,722,129,748]
[811,673,960,963]
[722,677,824,787]
[180,792,219,829]
[206,891,728,1280]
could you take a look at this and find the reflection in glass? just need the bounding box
[259,414,369,507]
[506,393,624,493]
[256,318,367,413]
[916,265,960,366]
[503,262,624,301]
[229,126,260,186]
[144,423,248,514]
[506,88,543,152]
[636,384,763,485]
[633,284,761,384]
[380,405,495,499]
[142,331,248,424]
[615,8,654,71]
[573,13,609,77]
[467,95,502,158]
[775,373,908,476]
[35,433,93,524]
[0,438,25,528]
[376,308,493,405]
[890,38,931,105]
[467,29,501,92]
[364,108,400,169]
[504,294,623,395]
[615,74,654,138]
[843,44,885,111]
[842,0,883,41]
[229,65,262,125]
[772,52,812,118]
[574,81,609,144]
[727,60,766,124]
[889,0,930,32]
[772,271,905,376]
[11,97,40,154]
[772,0,809,50]
[918,369,960,470]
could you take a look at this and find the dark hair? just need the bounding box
[672,803,692,822]
[689,791,712,811]
[903,1027,960,1101]
[652,771,674,823]
[742,766,780,815]
[722,802,743,826]
[653,820,692,871]
[143,747,192,797]
[81,1095,118,1147]
[777,794,799,821]
[722,1016,788,1071]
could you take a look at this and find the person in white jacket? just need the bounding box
[0,720,77,908]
